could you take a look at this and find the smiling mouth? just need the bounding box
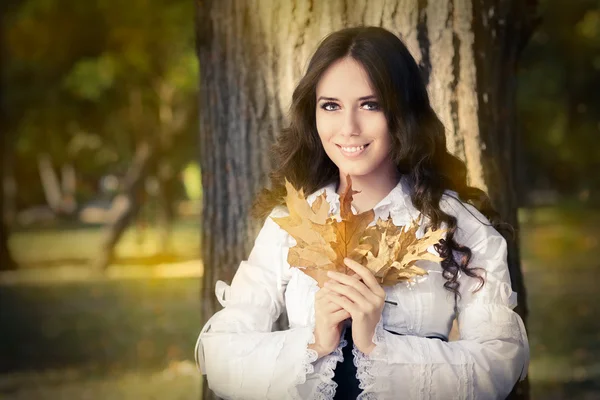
[336,142,371,158]
[336,143,371,152]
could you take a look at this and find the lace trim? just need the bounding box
[468,280,518,310]
[459,302,530,382]
[467,349,475,400]
[353,319,391,399]
[312,336,347,399]
[288,330,319,400]
[421,339,433,400]
[468,321,523,343]
[459,304,525,344]
[288,328,349,400]
[454,346,475,400]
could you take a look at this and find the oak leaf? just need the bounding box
[270,175,446,287]
[356,218,447,286]
[330,175,375,275]
[270,176,374,286]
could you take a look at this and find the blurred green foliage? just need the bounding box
[518,0,600,198]
[2,0,199,208]
[182,163,203,202]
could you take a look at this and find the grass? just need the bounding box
[0,363,200,400]
[519,206,600,399]
[0,276,204,399]
[1,221,203,399]
[0,208,599,399]
[8,220,201,269]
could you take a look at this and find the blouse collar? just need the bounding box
[306,175,421,226]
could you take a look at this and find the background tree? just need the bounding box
[196,0,537,399]
[0,47,17,272]
[0,0,19,271]
[3,0,198,270]
[518,0,600,200]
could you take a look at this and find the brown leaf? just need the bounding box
[270,176,446,288]
[271,179,336,259]
[396,225,446,270]
[330,175,375,274]
[360,219,446,286]
[270,179,339,286]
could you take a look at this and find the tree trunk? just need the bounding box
[93,141,154,271]
[94,76,187,270]
[60,163,78,215]
[37,153,64,214]
[0,7,17,272]
[156,159,176,254]
[0,219,16,272]
[196,1,537,398]
[470,1,538,398]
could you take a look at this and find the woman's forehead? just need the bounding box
[315,58,375,99]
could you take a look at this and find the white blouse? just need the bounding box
[195,177,530,400]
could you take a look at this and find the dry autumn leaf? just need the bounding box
[356,218,447,286]
[330,175,375,275]
[271,175,374,286]
[270,179,337,286]
[271,175,446,287]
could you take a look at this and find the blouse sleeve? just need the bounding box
[194,207,318,400]
[354,200,530,400]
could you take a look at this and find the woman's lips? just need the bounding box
[336,143,370,158]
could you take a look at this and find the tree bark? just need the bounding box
[0,219,16,272]
[156,159,176,254]
[0,153,17,271]
[93,141,154,271]
[196,1,537,398]
[0,7,17,272]
[37,153,64,214]
[94,77,187,270]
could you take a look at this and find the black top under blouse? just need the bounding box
[331,325,448,399]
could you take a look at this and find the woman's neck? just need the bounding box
[336,169,402,213]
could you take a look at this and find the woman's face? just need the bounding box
[315,57,394,181]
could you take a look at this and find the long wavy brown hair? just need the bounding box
[252,26,509,298]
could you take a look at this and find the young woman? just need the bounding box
[195,26,529,400]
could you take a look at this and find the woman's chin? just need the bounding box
[337,166,373,179]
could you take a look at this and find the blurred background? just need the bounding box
[0,0,598,399]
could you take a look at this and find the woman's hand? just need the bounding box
[309,286,351,359]
[324,258,386,355]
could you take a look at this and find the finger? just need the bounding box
[324,280,366,306]
[343,258,386,298]
[315,286,331,300]
[330,308,351,324]
[326,272,381,304]
[322,297,344,313]
[327,292,360,317]
[316,289,345,313]
[326,282,377,315]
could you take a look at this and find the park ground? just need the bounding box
[0,206,599,399]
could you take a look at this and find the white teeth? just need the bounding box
[341,145,365,152]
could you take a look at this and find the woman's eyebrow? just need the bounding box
[317,95,377,102]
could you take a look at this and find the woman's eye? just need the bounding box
[361,101,380,111]
[321,102,340,111]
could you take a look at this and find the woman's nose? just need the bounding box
[340,109,360,136]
